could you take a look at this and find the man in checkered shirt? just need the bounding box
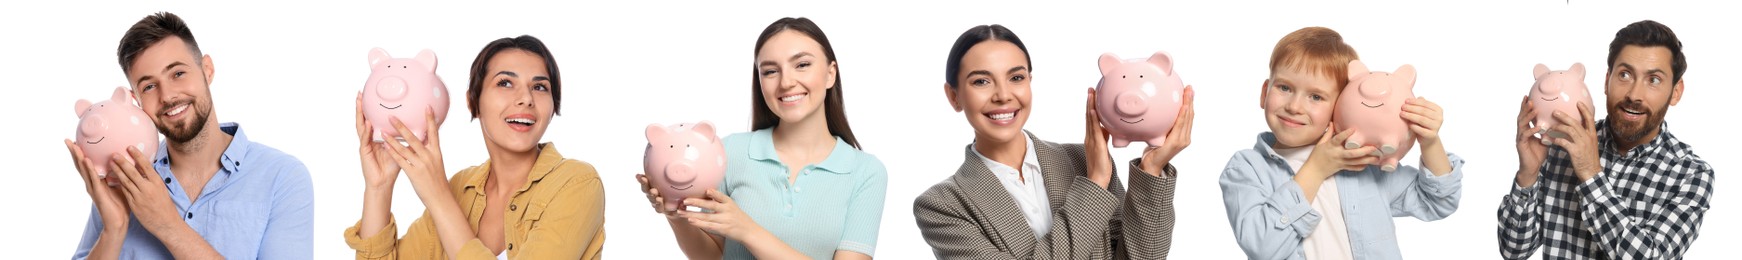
[1498,20,1715,260]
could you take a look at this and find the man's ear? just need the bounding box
[1670,79,1684,106]
[201,54,216,84]
[945,83,962,112]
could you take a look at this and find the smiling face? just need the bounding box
[1604,45,1683,145]
[476,49,556,153]
[756,30,837,126]
[127,36,215,143]
[1261,64,1339,148]
[947,40,1032,146]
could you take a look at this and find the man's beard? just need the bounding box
[1607,98,1669,146]
[158,101,211,143]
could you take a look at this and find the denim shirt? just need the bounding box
[72,123,315,259]
[1219,132,1463,260]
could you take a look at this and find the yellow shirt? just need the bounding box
[345,143,605,259]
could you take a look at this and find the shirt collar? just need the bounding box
[747,128,859,174]
[971,131,1041,174]
[154,122,249,175]
[463,142,566,192]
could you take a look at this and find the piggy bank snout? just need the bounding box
[374,77,410,100]
[1114,92,1149,117]
[1536,81,1563,94]
[664,162,697,185]
[1359,81,1391,99]
[80,116,108,137]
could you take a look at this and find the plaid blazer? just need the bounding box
[914,132,1177,259]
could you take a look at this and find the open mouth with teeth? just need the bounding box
[778,93,807,103]
[163,103,190,117]
[1118,118,1144,124]
[506,118,536,126]
[85,136,106,145]
[670,184,693,190]
[379,103,403,109]
[1361,102,1384,108]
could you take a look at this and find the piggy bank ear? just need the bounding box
[1347,60,1370,81]
[75,99,91,116]
[110,87,130,103]
[415,49,438,72]
[1395,64,1417,87]
[1534,63,1551,79]
[1568,62,1585,78]
[646,124,668,142]
[369,48,392,68]
[693,121,719,143]
[1146,51,1175,76]
[1098,53,1121,76]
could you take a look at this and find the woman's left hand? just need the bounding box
[680,189,767,241]
[381,108,448,196]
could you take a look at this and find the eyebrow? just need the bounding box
[495,71,518,78]
[135,61,188,86]
[1007,66,1028,74]
[532,76,550,81]
[758,52,819,68]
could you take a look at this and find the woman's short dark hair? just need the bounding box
[751,17,860,149]
[945,24,1030,88]
[466,35,562,119]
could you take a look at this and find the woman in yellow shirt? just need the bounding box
[344,35,606,259]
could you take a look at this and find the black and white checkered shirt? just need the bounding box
[1498,120,1714,259]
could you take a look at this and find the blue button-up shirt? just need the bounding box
[72,123,314,259]
[1219,132,1463,259]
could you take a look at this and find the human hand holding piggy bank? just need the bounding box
[1095,51,1186,148]
[1335,60,1416,172]
[644,121,727,211]
[74,87,160,185]
[362,48,449,143]
[1529,63,1592,143]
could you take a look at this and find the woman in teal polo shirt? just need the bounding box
[637,17,888,260]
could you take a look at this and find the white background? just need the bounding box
[2,0,1735,259]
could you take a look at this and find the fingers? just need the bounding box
[382,140,414,168]
[424,107,441,148]
[1550,111,1580,132]
[108,154,141,198]
[684,197,723,212]
[1577,101,1596,129]
[66,140,96,179]
[704,189,734,205]
[356,92,370,144]
[1327,128,1356,145]
[388,117,430,157]
[125,146,159,180]
[1342,145,1379,158]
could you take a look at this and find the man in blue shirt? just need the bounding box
[64,12,314,259]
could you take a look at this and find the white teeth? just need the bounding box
[506,118,535,125]
[1623,108,1645,114]
[166,104,188,116]
[780,94,805,102]
[989,112,1014,120]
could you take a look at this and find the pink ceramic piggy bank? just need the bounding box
[1529,63,1592,142]
[644,121,726,211]
[363,48,449,143]
[1335,60,1416,172]
[74,87,160,185]
[1095,51,1185,148]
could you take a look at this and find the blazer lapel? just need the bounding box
[953,144,1041,257]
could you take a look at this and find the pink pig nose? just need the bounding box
[1537,81,1561,95]
[375,77,409,101]
[80,116,108,138]
[1114,92,1148,117]
[664,162,696,185]
[1359,80,1391,99]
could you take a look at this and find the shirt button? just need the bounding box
[508,243,514,250]
[187,212,194,219]
[164,178,171,184]
[509,204,518,211]
[794,186,801,193]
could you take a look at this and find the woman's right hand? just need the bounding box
[637,173,681,220]
[357,92,400,191]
